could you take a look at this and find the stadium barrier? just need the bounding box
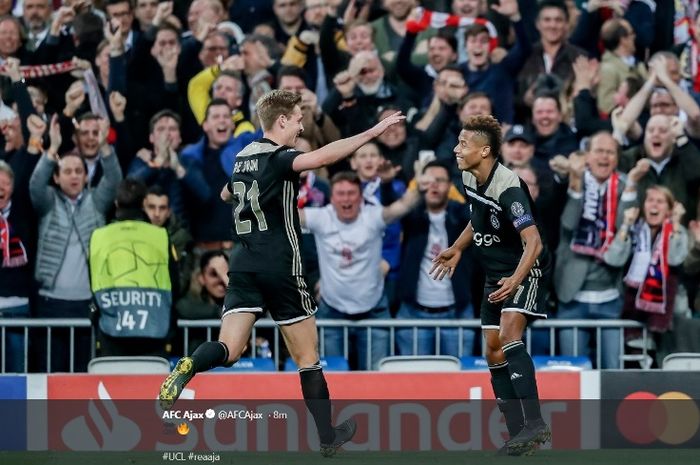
[0,318,649,373]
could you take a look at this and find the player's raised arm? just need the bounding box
[292,112,406,172]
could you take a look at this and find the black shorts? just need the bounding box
[481,274,548,330]
[222,271,317,325]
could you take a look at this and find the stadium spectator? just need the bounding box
[318,3,376,85]
[618,53,700,140]
[143,184,194,294]
[188,56,256,134]
[618,114,700,225]
[175,249,228,352]
[530,93,579,163]
[21,0,53,53]
[396,160,474,356]
[350,142,405,310]
[180,99,258,248]
[301,170,427,370]
[554,132,638,369]
[604,186,688,361]
[128,110,188,220]
[462,0,530,124]
[517,0,586,116]
[396,28,459,109]
[685,219,700,314]
[595,18,647,115]
[370,0,416,66]
[279,0,333,100]
[277,65,341,151]
[271,0,305,47]
[323,50,407,138]
[30,115,122,372]
[0,125,38,371]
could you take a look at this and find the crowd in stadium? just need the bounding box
[1,0,700,373]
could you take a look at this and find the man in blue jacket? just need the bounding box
[180,99,260,249]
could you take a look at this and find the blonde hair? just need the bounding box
[255,90,302,131]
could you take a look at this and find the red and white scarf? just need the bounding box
[0,61,75,79]
[406,8,498,51]
[571,171,620,259]
[624,220,673,314]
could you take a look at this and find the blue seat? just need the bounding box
[460,356,489,370]
[532,356,592,371]
[284,356,350,372]
[210,357,277,372]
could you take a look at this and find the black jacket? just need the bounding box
[397,201,473,309]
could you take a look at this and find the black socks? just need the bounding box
[489,361,524,438]
[299,363,335,444]
[502,340,542,422]
[190,341,230,373]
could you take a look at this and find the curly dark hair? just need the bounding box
[461,115,502,158]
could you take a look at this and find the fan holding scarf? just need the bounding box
[603,186,688,338]
[554,131,639,368]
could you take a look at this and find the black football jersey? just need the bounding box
[227,138,304,274]
[462,163,550,280]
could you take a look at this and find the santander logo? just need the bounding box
[61,382,141,450]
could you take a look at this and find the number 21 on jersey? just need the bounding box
[232,180,268,234]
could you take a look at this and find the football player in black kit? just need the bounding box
[431,115,551,456]
[159,91,405,457]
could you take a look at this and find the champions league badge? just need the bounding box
[511,202,525,217]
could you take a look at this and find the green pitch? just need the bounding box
[1,450,698,465]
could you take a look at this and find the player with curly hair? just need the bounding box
[431,115,551,455]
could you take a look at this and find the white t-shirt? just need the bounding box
[304,204,386,314]
[416,211,455,307]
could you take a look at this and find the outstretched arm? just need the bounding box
[292,111,406,172]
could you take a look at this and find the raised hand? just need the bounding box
[367,111,405,138]
[491,0,521,21]
[623,207,640,226]
[109,91,127,122]
[628,158,651,184]
[689,220,700,243]
[568,152,587,179]
[2,57,22,82]
[221,54,244,72]
[51,6,75,36]
[27,114,47,140]
[153,1,173,27]
[672,202,686,226]
[48,114,62,160]
[376,159,401,184]
[97,117,111,150]
[549,154,570,178]
[104,19,125,54]
[64,80,86,117]
[332,70,356,99]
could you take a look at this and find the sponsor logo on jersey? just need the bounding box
[511,202,525,217]
[473,232,501,247]
[513,214,533,228]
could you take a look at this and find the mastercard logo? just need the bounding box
[616,391,700,445]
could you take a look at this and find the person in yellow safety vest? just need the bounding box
[89,179,180,357]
